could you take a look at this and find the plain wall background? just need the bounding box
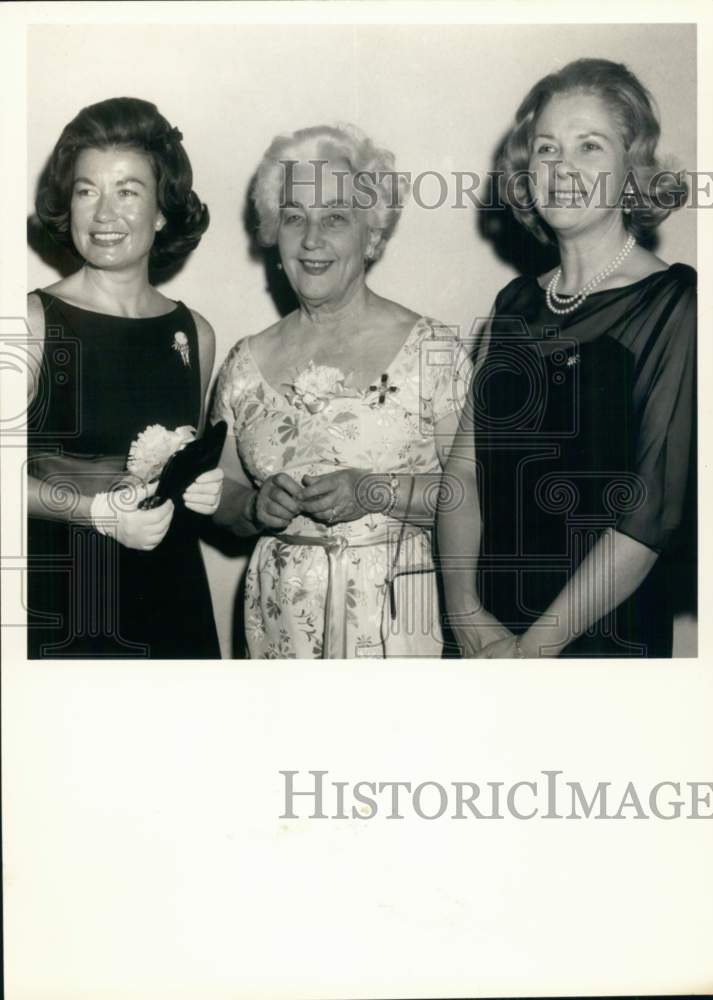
[27,22,697,656]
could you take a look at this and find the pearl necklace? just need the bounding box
[545,234,636,316]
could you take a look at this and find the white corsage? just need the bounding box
[126,423,196,482]
[284,362,360,414]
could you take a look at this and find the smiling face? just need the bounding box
[529,90,630,238]
[276,158,379,311]
[70,147,164,272]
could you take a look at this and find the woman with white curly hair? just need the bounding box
[213,124,472,658]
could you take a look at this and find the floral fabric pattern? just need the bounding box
[212,317,472,659]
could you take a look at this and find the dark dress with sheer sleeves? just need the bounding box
[27,290,221,659]
[474,263,696,657]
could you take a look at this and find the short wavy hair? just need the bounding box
[498,58,688,244]
[252,123,409,261]
[35,97,209,270]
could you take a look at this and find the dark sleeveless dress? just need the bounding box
[27,291,221,659]
[474,263,696,657]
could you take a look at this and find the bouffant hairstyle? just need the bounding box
[36,97,209,269]
[498,58,688,244]
[252,123,409,261]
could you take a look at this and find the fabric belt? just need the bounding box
[279,525,429,658]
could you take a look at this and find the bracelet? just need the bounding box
[90,491,113,536]
[384,474,399,518]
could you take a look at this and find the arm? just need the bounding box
[27,291,110,521]
[299,409,463,527]
[191,308,216,435]
[26,293,174,548]
[301,329,478,527]
[496,529,657,658]
[479,273,696,659]
[209,337,273,537]
[436,397,512,656]
[435,306,513,655]
[478,530,657,658]
[212,432,261,536]
[213,432,303,537]
[182,309,223,514]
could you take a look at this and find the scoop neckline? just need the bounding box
[535,263,679,298]
[37,289,181,321]
[243,314,428,406]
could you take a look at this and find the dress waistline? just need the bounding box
[278,525,431,658]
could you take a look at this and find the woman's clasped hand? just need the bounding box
[212,123,472,659]
[26,57,695,661]
[252,468,371,531]
[437,57,695,659]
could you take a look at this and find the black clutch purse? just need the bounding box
[139,420,227,509]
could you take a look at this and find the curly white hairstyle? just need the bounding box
[252,123,410,261]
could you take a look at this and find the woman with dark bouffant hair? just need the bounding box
[439,58,696,658]
[27,97,223,658]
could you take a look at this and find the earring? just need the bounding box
[156,218,165,231]
[276,261,283,271]
[622,195,633,215]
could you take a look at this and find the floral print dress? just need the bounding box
[212,317,472,659]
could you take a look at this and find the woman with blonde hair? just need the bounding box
[439,58,695,658]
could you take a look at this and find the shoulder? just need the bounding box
[664,262,697,290]
[417,316,461,344]
[215,333,253,379]
[27,291,46,339]
[188,307,216,346]
[26,293,47,397]
[251,316,283,343]
[637,262,697,306]
[245,315,288,367]
[42,276,73,296]
[211,335,257,422]
[657,264,697,345]
[621,262,697,370]
[494,273,537,311]
[368,294,421,332]
[39,275,85,305]
[418,317,474,387]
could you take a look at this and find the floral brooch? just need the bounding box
[173,331,190,367]
[282,362,401,413]
[364,372,399,407]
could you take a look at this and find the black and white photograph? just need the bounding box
[21,14,699,662]
[2,2,712,998]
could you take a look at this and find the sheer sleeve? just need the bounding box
[617,268,696,552]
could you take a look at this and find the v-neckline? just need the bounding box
[243,316,427,408]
